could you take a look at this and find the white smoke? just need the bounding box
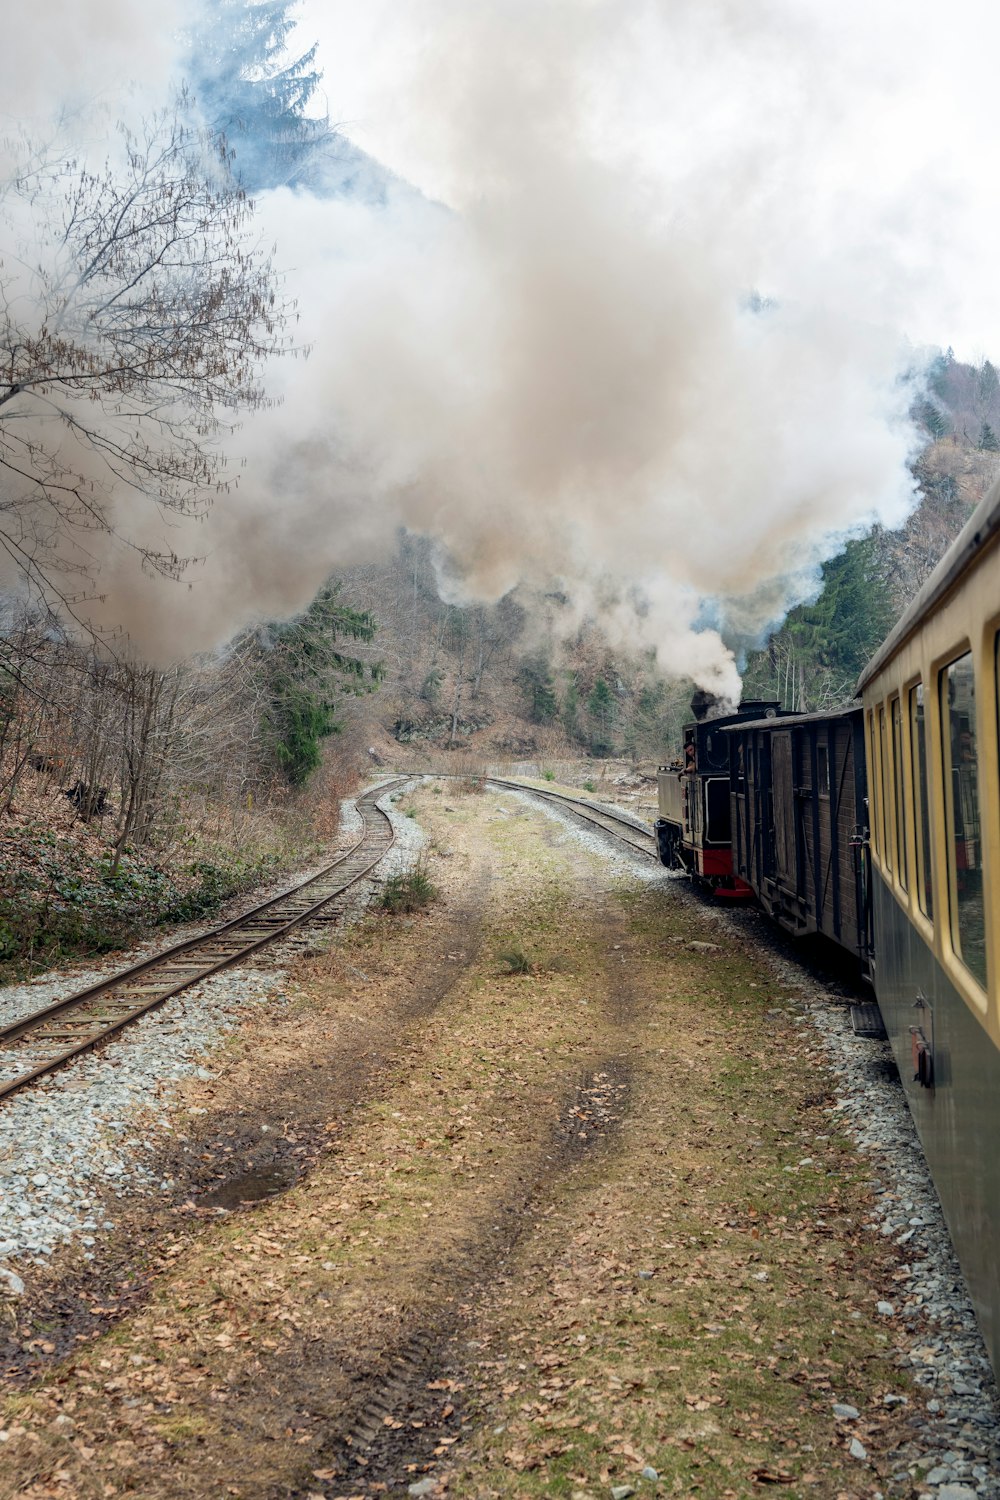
[0,1,190,143]
[8,0,1000,692]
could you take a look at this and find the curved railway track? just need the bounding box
[483,776,658,859]
[0,778,410,1103]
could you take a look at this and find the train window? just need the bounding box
[817,744,830,796]
[891,697,908,889]
[878,705,892,872]
[867,710,881,858]
[941,653,986,988]
[909,683,933,920]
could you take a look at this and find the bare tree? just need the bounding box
[0,104,287,611]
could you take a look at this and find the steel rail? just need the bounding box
[0,779,410,1103]
[482,776,658,858]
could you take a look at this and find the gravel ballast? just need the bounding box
[0,780,419,1282]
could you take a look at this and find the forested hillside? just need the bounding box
[1,0,996,979]
[1,391,992,978]
[742,416,1000,711]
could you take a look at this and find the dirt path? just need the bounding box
[1,783,926,1499]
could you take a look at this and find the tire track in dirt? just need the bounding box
[282,1063,633,1499]
[279,895,649,1499]
[0,866,494,1384]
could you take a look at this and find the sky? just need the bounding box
[3,0,1000,686]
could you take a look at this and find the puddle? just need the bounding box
[200,1166,294,1209]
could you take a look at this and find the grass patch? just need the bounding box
[497,946,533,975]
[378,862,439,914]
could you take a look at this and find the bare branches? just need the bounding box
[0,104,288,615]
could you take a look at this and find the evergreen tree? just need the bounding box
[927,348,954,401]
[979,421,1000,452]
[976,359,1000,414]
[561,673,580,741]
[186,0,332,190]
[916,400,949,442]
[262,584,381,785]
[587,678,615,755]
[742,534,896,710]
[785,536,895,684]
[519,656,558,724]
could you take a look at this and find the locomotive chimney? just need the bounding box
[690,689,722,722]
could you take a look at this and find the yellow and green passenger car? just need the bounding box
[858,477,1000,1375]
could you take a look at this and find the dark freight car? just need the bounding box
[726,706,872,963]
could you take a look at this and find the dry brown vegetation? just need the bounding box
[0,783,926,1499]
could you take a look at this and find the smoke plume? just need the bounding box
[10,0,1000,692]
[0,1,188,135]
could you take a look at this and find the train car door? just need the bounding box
[771,731,795,886]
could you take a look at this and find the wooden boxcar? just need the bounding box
[726,706,871,962]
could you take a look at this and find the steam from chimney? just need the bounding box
[9,0,1000,692]
[0,2,187,134]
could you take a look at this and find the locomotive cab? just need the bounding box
[656,698,781,894]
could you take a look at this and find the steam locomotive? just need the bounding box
[655,479,1000,1378]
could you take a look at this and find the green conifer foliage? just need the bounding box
[587,677,615,755]
[519,657,558,724]
[186,0,331,189]
[262,585,381,785]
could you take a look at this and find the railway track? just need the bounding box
[483,776,658,859]
[0,778,410,1103]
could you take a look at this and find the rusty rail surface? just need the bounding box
[0,779,410,1103]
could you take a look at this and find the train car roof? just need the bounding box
[857,472,1000,693]
[721,704,862,733]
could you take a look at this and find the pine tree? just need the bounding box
[978,421,1000,452]
[976,360,1000,414]
[917,400,949,442]
[519,657,558,724]
[587,678,615,755]
[262,585,381,785]
[561,673,580,741]
[786,536,896,684]
[186,0,332,190]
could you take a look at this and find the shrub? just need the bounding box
[0,823,283,978]
[378,863,438,914]
[542,769,556,782]
[498,947,533,975]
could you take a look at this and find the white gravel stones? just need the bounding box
[0,1267,25,1296]
[0,964,288,1272]
[491,784,669,883]
[373,783,427,878]
[0,780,416,1285]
